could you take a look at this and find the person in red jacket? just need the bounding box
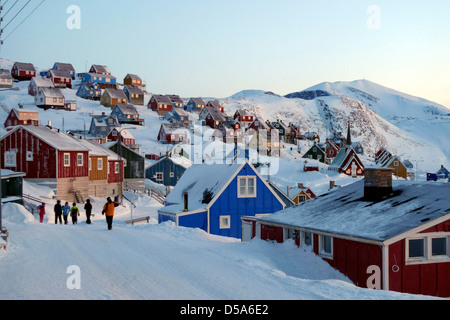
[37,202,45,223]
[102,196,119,230]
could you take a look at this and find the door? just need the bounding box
[242,221,253,242]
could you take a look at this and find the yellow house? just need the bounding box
[382,156,407,179]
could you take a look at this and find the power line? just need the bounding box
[2,0,32,30]
[3,0,45,41]
[1,0,19,19]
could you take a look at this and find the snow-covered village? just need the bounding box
[0,1,449,307]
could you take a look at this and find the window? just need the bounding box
[4,151,16,167]
[319,235,333,258]
[112,131,117,136]
[219,215,231,229]
[115,162,119,173]
[432,237,448,257]
[406,234,450,264]
[64,153,70,167]
[97,158,103,170]
[77,153,83,166]
[394,161,399,166]
[156,172,163,181]
[170,172,174,178]
[303,231,313,247]
[26,151,33,161]
[237,176,257,198]
[89,158,91,171]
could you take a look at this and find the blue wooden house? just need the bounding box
[436,165,449,179]
[81,73,117,89]
[158,159,285,238]
[145,153,192,187]
[352,142,364,155]
[76,82,101,100]
[185,97,206,113]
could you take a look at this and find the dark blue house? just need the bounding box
[158,159,285,238]
[146,154,192,187]
[436,165,449,179]
[185,97,206,113]
[76,82,101,100]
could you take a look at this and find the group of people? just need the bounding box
[37,196,119,230]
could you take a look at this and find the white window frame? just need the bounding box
[4,150,17,167]
[300,231,314,249]
[405,233,450,265]
[115,162,119,174]
[63,153,70,167]
[155,172,163,181]
[97,158,103,170]
[237,176,257,198]
[77,153,83,166]
[319,234,333,259]
[26,151,33,161]
[219,215,231,229]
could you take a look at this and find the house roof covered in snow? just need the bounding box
[258,180,450,243]
[159,162,243,214]
[2,125,89,151]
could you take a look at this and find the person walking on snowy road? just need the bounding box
[37,202,45,223]
[62,202,70,225]
[70,203,80,224]
[102,196,119,230]
[54,200,62,224]
[84,199,92,224]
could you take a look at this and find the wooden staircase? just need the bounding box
[70,190,84,204]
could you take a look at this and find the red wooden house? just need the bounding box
[0,125,90,203]
[148,94,173,116]
[244,168,450,298]
[89,64,111,75]
[325,139,340,159]
[206,100,225,114]
[199,105,226,129]
[11,62,36,81]
[328,124,364,177]
[106,127,136,147]
[233,109,254,127]
[47,69,72,88]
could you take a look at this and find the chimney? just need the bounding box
[298,183,304,189]
[183,192,189,212]
[329,180,335,189]
[364,167,393,201]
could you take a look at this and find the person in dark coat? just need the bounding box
[70,203,80,224]
[84,199,92,224]
[54,200,62,224]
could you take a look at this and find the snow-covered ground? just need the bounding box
[0,190,440,300]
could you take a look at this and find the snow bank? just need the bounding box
[2,202,36,224]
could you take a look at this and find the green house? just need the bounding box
[105,142,145,191]
[302,143,327,163]
[1,169,25,205]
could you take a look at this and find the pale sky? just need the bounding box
[1,0,449,107]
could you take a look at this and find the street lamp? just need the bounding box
[117,127,136,205]
[56,112,65,133]
[76,117,86,140]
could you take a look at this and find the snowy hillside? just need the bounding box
[218,80,450,171]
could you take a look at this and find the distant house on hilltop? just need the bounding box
[123,85,145,106]
[148,94,173,116]
[185,98,206,113]
[89,64,111,75]
[111,104,144,126]
[4,108,39,128]
[47,69,72,89]
[123,74,142,87]
[81,73,117,89]
[101,88,128,108]
[11,62,36,81]
[0,69,13,88]
[52,62,76,79]
[34,87,65,110]
[88,113,120,138]
[76,82,101,101]
[28,77,54,96]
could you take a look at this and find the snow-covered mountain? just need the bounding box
[218,80,450,171]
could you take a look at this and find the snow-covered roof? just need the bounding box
[31,77,54,88]
[11,108,39,121]
[0,69,12,79]
[259,180,450,242]
[2,125,89,151]
[49,69,71,79]
[39,87,64,98]
[124,85,144,95]
[104,88,127,100]
[160,162,243,214]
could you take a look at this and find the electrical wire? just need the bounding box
[1,0,19,19]
[3,0,45,41]
[2,0,32,30]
